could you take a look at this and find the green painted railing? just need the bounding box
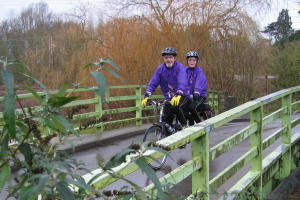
[81,86,300,199]
[0,85,219,134]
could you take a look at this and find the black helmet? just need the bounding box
[186,51,199,60]
[162,47,177,56]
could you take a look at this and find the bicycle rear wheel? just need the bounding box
[143,125,167,170]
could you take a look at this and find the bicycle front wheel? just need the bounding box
[143,125,167,170]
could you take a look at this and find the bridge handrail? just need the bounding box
[81,85,300,199]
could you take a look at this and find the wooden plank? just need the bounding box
[144,156,202,194]
[103,107,138,115]
[292,99,300,113]
[209,147,258,191]
[292,116,300,128]
[62,98,98,107]
[102,117,137,125]
[72,112,99,120]
[210,124,257,161]
[256,88,293,106]
[108,96,137,101]
[110,85,141,89]
[262,126,286,150]
[219,171,260,200]
[101,116,159,126]
[262,107,285,127]
[292,131,300,144]
[204,101,261,129]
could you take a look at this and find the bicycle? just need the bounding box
[143,99,182,170]
[143,99,215,170]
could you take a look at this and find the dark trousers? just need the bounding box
[196,100,215,120]
[162,96,189,127]
[184,101,201,125]
[185,98,215,125]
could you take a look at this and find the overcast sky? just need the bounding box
[0,0,299,30]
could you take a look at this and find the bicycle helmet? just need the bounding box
[186,51,199,61]
[162,47,177,57]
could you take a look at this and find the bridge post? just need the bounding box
[192,131,209,199]
[95,93,103,133]
[208,91,219,114]
[136,86,142,126]
[250,106,263,199]
[214,91,219,114]
[280,94,292,179]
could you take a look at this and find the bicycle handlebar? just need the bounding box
[147,99,165,107]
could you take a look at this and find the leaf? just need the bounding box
[66,178,96,192]
[83,62,97,69]
[1,70,14,94]
[51,114,79,137]
[13,60,29,71]
[100,59,121,72]
[135,158,166,199]
[146,146,170,156]
[20,85,43,103]
[39,117,59,131]
[87,172,105,185]
[21,73,48,99]
[56,182,76,200]
[18,185,36,200]
[117,194,134,200]
[48,96,78,108]
[19,143,33,164]
[120,177,147,200]
[57,84,71,97]
[0,131,8,157]
[50,114,67,133]
[77,167,91,174]
[27,174,42,182]
[164,192,176,200]
[1,70,15,138]
[103,67,126,84]
[16,120,29,134]
[30,175,49,198]
[17,176,48,200]
[0,162,10,193]
[90,70,108,101]
[104,148,136,169]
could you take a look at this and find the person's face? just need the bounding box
[187,57,197,68]
[163,55,176,68]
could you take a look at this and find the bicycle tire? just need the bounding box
[143,125,167,170]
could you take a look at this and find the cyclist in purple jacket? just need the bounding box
[141,47,189,130]
[185,51,215,125]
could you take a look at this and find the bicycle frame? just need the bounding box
[148,99,182,134]
[149,100,167,134]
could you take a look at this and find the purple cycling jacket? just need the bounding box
[145,61,187,100]
[186,66,207,98]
